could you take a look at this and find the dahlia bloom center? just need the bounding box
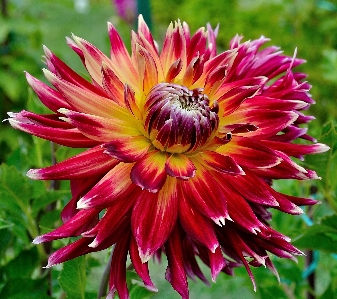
[144,83,219,153]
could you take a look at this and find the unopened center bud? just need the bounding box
[144,83,219,152]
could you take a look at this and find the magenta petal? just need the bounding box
[46,237,93,268]
[179,192,219,252]
[107,235,131,299]
[130,151,167,193]
[26,72,72,112]
[77,162,135,209]
[181,165,229,225]
[165,225,189,299]
[33,208,99,244]
[131,178,178,262]
[209,246,225,282]
[130,236,158,292]
[103,136,151,163]
[27,146,119,180]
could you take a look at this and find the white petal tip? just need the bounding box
[32,236,44,244]
[27,169,42,180]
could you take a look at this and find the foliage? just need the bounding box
[0,0,336,298]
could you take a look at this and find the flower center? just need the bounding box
[144,83,219,153]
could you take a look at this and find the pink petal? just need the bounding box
[77,162,135,209]
[103,135,151,163]
[165,154,196,180]
[33,208,99,244]
[27,146,119,180]
[179,192,219,252]
[132,177,178,262]
[130,236,158,292]
[165,225,189,299]
[201,150,245,175]
[130,150,168,193]
[26,72,71,112]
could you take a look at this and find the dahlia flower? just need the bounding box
[8,15,328,299]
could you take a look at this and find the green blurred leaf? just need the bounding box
[32,189,69,217]
[129,284,155,299]
[293,214,337,253]
[59,255,87,299]
[0,163,32,214]
[0,278,50,299]
[5,247,39,279]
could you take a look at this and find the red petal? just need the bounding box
[107,235,131,299]
[131,151,167,193]
[33,208,99,244]
[132,177,178,262]
[27,146,118,180]
[130,236,158,292]
[217,136,282,169]
[181,163,229,225]
[165,225,189,299]
[103,136,151,163]
[101,64,125,106]
[165,154,196,180]
[45,237,93,268]
[8,114,98,148]
[179,191,219,252]
[26,72,71,112]
[77,162,135,209]
[209,246,225,282]
[201,150,245,175]
[59,108,140,142]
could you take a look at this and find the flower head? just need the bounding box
[8,16,329,299]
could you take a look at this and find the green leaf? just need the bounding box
[0,278,50,299]
[129,284,155,299]
[0,163,32,219]
[32,189,69,217]
[305,122,337,183]
[293,214,337,253]
[4,247,39,279]
[59,255,87,299]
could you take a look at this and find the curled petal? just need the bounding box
[103,136,152,163]
[33,208,99,244]
[179,192,219,252]
[217,136,282,169]
[132,177,178,262]
[131,150,168,193]
[130,236,158,292]
[77,162,135,209]
[27,146,118,180]
[165,225,189,299]
[165,153,196,180]
[200,150,245,175]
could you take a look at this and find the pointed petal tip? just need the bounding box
[139,249,153,263]
[27,169,42,180]
[88,239,99,248]
[32,236,44,244]
[145,284,158,293]
[76,199,90,209]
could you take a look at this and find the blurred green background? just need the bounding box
[0,0,337,298]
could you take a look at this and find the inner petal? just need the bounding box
[144,83,219,153]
